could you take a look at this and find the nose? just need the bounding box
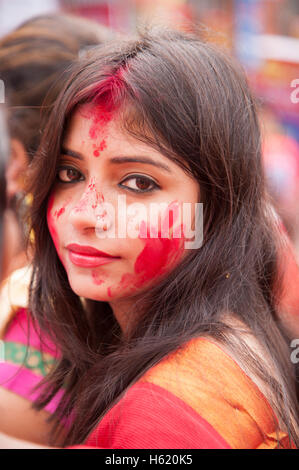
[68,179,111,233]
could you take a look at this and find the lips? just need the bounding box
[66,244,120,268]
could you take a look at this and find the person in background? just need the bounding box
[0,13,115,445]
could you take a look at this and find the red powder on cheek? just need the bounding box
[107,202,185,297]
[47,194,61,257]
[54,207,65,219]
[133,230,184,288]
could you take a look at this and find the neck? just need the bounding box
[109,298,136,338]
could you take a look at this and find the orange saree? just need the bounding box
[71,338,293,449]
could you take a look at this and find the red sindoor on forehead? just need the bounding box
[84,72,126,141]
[93,139,107,157]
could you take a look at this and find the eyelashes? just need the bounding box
[118,174,160,193]
[56,166,84,183]
[56,165,160,194]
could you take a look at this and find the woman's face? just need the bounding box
[47,103,199,309]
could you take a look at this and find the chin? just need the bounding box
[67,275,111,302]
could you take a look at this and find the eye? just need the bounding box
[119,174,160,193]
[57,166,84,183]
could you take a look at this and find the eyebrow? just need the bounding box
[110,157,171,173]
[61,147,172,173]
[61,147,84,160]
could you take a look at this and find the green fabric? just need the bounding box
[3,341,56,376]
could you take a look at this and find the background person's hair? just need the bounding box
[0,13,115,160]
[0,106,9,275]
[27,28,299,447]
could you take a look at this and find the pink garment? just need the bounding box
[0,307,63,414]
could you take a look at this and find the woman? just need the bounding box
[1,28,298,449]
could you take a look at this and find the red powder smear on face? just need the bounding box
[79,104,112,141]
[73,177,104,212]
[80,72,125,140]
[47,194,64,264]
[107,287,112,297]
[53,207,65,219]
[92,271,105,286]
[93,139,107,158]
[89,109,112,140]
[108,202,185,297]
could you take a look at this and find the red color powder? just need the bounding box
[47,194,64,265]
[108,202,185,297]
[73,177,104,212]
[54,207,65,219]
[92,271,105,286]
[80,72,124,140]
[79,105,112,141]
[93,139,107,158]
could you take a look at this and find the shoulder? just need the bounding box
[87,379,230,449]
[140,336,291,449]
[85,337,292,449]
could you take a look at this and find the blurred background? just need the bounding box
[0,0,298,259]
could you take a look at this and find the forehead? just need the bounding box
[62,103,194,180]
[65,103,112,136]
[63,103,159,158]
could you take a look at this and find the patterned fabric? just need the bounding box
[70,338,294,449]
[0,307,62,414]
[4,341,56,377]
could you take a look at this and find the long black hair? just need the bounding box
[27,28,299,446]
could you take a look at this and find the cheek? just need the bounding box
[47,193,70,258]
[134,234,183,283]
[111,202,185,294]
[136,203,185,283]
[47,193,60,252]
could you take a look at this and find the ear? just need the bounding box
[5,139,28,201]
